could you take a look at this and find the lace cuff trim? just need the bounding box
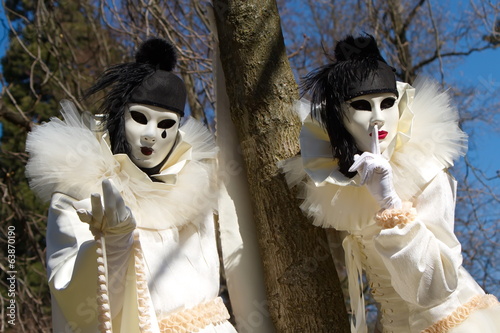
[375,202,416,229]
[422,294,500,333]
[158,297,230,333]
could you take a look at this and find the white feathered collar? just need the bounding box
[282,78,468,231]
[26,100,218,230]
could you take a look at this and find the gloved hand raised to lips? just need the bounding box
[349,152,402,210]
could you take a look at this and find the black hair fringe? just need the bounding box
[83,62,155,155]
[301,65,359,178]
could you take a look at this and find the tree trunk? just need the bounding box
[212,1,350,332]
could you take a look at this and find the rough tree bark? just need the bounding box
[212,1,350,332]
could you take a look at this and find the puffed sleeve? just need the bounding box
[47,192,135,332]
[47,192,100,332]
[373,171,463,307]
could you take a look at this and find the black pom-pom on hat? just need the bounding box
[334,35,386,63]
[135,38,178,71]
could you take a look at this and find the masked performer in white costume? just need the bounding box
[281,35,500,333]
[26,38,238,333]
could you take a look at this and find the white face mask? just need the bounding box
[343,92,399,153]
[124,104,180,169]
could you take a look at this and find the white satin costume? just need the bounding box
[25,101,238,333]
[281,80,500,333]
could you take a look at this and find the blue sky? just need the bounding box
[450,48,500,177]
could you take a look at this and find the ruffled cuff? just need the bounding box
[422,294,500,333]
[375,201,416,229]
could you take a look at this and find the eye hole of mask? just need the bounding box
[130,111,147,124]
[380,97,396,109]
[350,100,371,111]
[158,119,177,129]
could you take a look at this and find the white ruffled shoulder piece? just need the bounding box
[26,100,218,230]
[281,78,467,231]
[390,78,468,200]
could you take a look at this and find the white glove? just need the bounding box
[348,152,402,210]
[73,179,136,236]
[349,124,402,210]
[349,123,403,209]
